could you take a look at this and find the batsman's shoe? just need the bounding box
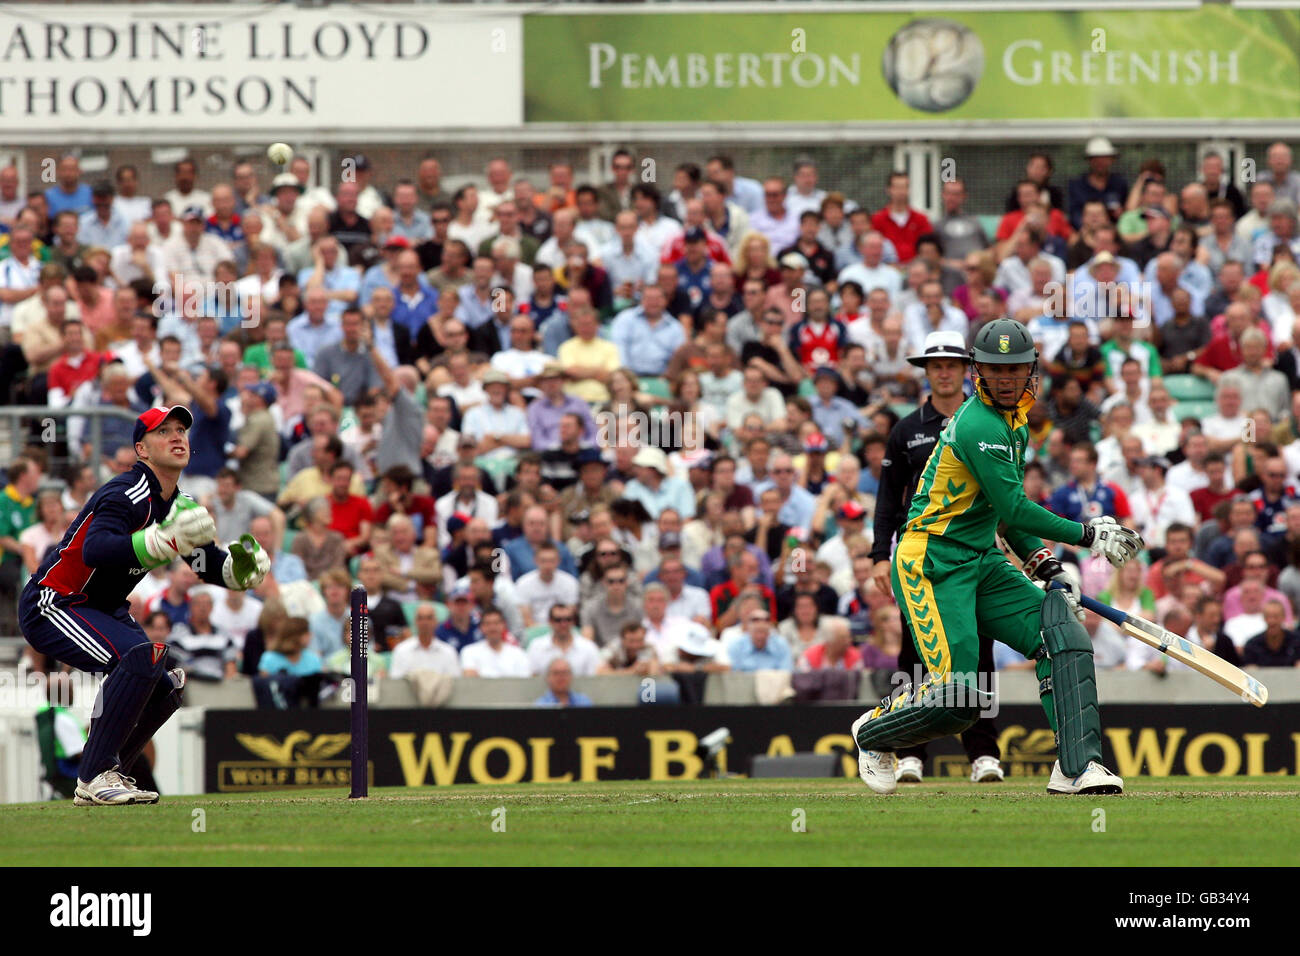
[74,769,139,806]
[119,773,160,804]
[1046,760,1123,795]
[896,756,924,783]
[970,755,1005,783]
[851,712,898,794]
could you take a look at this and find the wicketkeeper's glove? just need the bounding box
[1079,516,1145,567]
[222,533,271,590]
[131,496,216,569]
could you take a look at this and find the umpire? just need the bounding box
[868,330,1003,783]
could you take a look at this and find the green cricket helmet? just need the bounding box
[970,318,1038,364]
[969,318,1040,414]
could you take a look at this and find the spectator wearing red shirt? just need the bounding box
[1193,302,1271,383]
[1145,522,1226,600]
[997,180,1074,244]
[47,318,110,407]
[800,618,863,671]
[787,286,847,372]
[1189,453,1237,522]
[870,171,933,264]
[710,549,776,630]
[372,464,438,544]
[327,460,373,556]
[660,202,733,266]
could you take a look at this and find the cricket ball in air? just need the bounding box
[267,143,294,166]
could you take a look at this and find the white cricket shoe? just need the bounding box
[896,756,924,783]
[74,769,138,806]
[1046,760,1124,795]
[851,713,897,794]
[119,773,160,804]
[970,755,1004,783]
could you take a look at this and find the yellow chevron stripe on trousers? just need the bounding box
[894,533,952,678]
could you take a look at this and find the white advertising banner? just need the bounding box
[0,4,522,134]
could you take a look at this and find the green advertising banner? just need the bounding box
[523,8,1300,123]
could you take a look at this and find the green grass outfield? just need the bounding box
[3,778,1297,866]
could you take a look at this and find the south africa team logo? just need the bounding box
[998,334,1010,353]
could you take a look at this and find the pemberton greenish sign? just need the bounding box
[523,8,1300,123]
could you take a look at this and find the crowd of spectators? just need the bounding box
[3,138,1300,709]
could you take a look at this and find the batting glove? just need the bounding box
[1079,516,1145,567]
[222,534,271,590]
[132,496,216,569]
[1024,547,1084,621]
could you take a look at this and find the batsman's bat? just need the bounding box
[1072,590,1268,707]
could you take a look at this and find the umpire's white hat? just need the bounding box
[906,330,969,367]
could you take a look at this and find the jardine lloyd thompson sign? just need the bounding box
[0,5,521,132]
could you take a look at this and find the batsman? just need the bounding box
[852,319,1144,795]
[20,405,270,805]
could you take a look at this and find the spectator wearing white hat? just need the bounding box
[460,369,530,460]
[660,619,731,673]
[622,447,696,520]
[1067,136,1129,228]
[259,173,305,251]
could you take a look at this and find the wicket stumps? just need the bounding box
[350,586,369,799]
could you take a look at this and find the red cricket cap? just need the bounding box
[133,405,194,444]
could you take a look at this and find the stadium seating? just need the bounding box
[1175,400,1218,422]
[1164,374,1216,403]
[639,376,672,400]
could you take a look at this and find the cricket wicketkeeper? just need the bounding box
[20,406,270,805]
[853,319,1144,795]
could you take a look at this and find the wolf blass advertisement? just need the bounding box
[205,705,1300,790]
